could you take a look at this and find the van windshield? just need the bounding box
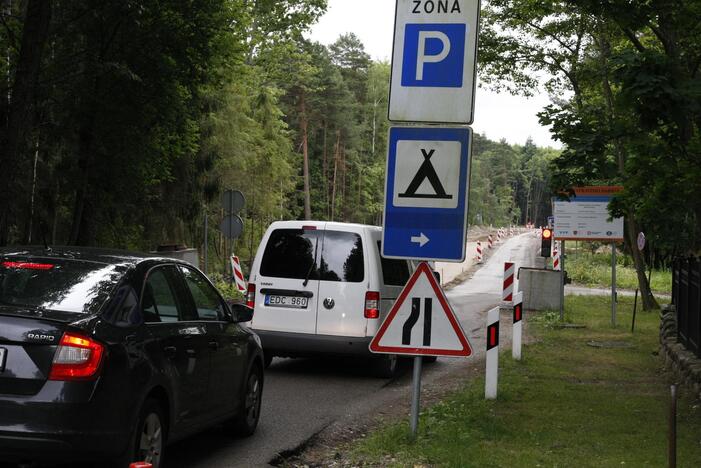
[260,229,364,283]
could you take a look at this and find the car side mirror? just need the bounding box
[229,302,254,323]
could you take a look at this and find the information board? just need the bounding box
[553,186,624,241]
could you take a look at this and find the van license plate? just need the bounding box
[265,295,309,309]
[0,347,6,372]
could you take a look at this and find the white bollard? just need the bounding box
[476,241,483,263]
[512,292,523,360]
[485,306,500,400]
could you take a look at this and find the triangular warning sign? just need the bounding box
[369,262,472,357]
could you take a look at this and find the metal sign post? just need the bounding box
[612,242,617,327]
[410,356,423,437]
[560,240,565,321]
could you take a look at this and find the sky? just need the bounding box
[307,0,560,149]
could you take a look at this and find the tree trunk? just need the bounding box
[0,0,52,244]
[298,90,311,220]
[330,130,340,221]
[626,215,659,310]
[597,28,659,309]
[322,120,328,217]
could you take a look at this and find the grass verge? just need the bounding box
[351,296,701,467]
[566,251,672,293]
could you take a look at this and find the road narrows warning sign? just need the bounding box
[369,262,472,357]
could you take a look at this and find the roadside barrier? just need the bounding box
[553,241,561,271]
[485,306,499,400]
[476,241,483,263]
[512,292,523,360]
[488,234,493,249]
[503,262,515,302]
[230,255,246,293]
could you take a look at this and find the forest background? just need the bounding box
[1,1,699,308]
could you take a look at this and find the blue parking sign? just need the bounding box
[388,0,481,124]
[401,23,466,88]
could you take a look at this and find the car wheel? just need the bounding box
[232,364,263,436]
[114,399,166,468]
[372,354,401,378]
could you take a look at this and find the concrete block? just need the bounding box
[518,268,562,311]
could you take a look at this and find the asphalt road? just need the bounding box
[164,233,541,468]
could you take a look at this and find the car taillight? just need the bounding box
[48,332,105,381]
[364,291,380,319]
[246,283,256,308]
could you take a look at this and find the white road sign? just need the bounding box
[369,262,472,357]
[388,0,481,124]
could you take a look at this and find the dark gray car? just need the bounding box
[0,247,264,467]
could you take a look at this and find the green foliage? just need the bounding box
[0,0,558,279]
[566,249,672,293]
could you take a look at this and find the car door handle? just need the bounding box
[208,341,220,351]
[163,346,177,358]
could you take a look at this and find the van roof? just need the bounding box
[268,220,381,231]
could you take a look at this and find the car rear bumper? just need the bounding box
[0,382,132,462]
[253,329,373,357]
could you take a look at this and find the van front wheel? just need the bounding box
[372,354,401,378]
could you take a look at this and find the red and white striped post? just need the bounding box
[230,255,247,293]
[488,234,493,249]
[553,241,561,271]
[502,262,515,303]
[512,291,524,360]
[485,306,500,399]
[476,241,483,263]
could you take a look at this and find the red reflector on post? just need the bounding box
[1,261,55,270]
[486,322,499,351]
[364,291,380,319]
[514,303,522,323]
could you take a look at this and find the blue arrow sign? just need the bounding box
[382,126,471,262]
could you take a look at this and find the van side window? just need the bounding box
[319,231,364,283]
[377,242,410,286]
[260,229,321,280]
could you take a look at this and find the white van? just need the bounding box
[246,220,416,377]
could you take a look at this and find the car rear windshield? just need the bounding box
[261,229,364,282]
[0,257,124,314]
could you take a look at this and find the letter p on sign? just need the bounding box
[402,23,466,88]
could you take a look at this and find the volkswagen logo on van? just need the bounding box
[323,298,335,310]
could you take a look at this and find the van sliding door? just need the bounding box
[316,229,368,337]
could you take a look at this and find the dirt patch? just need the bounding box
[272,358,485,468]
[273,317,535,468]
